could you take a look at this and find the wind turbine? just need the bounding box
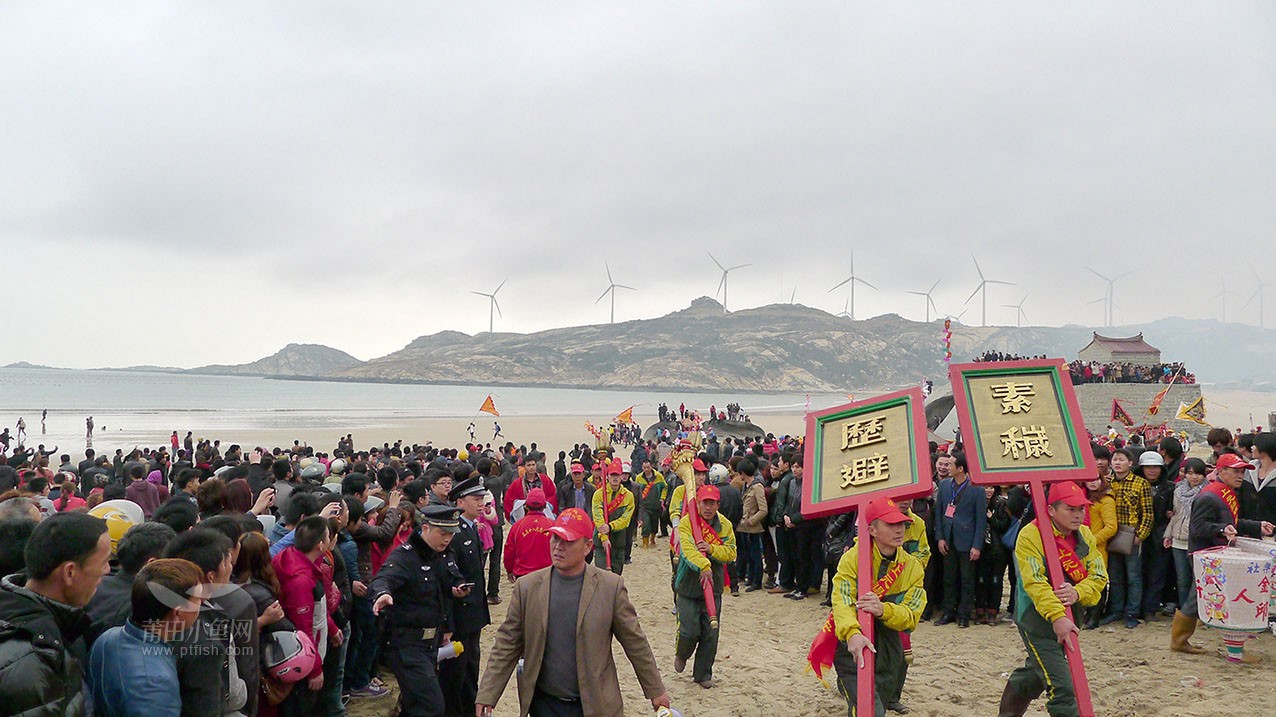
[1085,267,1134,328]
[470,279,505,333]
[907,279,941,322]
[964,255,1013,327]
[836,295,851,319]
[1002,294,1029,327]
[1242,268,1266,328]
[595,262,636,324]
[709,253,750,312]
[1212,276,1239,323]
[828,250,877,320]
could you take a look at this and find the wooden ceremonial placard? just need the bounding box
[801,387,932,717]
[947,358,1097,717]
[802,387,934,518]
[948,358,1095,485]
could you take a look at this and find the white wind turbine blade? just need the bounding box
[596,286,612,304]
[828,277,852,292]
[1085,266,1111,283]
[708,253,726,272]
[615,284,637,292]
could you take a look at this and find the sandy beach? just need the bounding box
[344,532,1276,717]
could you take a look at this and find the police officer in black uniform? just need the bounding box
[371,504,468,717]
[440,475,491,717]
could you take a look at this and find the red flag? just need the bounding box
[479,395,500,417]
[615,406,634,424]
[1111,399,1134,426]
[806,612,838,686]
[1147,387,1169,416]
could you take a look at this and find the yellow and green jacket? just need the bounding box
[634,471,667,512]
[591,484,634,539]
[1013,521,1108,635]
[902,508,931,569]
[674,512,737,598]
[832,542,926,641]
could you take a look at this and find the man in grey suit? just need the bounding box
[934,451,987,628]
[476,507,670,717]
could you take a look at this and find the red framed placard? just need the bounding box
[947,358,1098,716]
[948,358,1096,485]
[801,387,934,519]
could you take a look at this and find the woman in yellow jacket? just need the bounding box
[1082,474,1116,629]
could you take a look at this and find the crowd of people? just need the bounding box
[1,407,1274,717]
[1066,360,1196,385]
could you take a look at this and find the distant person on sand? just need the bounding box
[468,422,477,442]
[41,409,46,434]
[85,416,93,439]
[16,417,26,445]
[493,421,503,440]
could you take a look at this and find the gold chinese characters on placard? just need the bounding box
[965,374,1075,471]
[818,403,914,503]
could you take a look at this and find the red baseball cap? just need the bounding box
[526,487,547,509]
[1216,454,1252,472]
[1048,481,1090,507]
[547,508,594,541]
[570,461,585,473]
[693,459,709,473]
[864,497,911,525]
[697,485,720,502]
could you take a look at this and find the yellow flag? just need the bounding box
[479,395,500,417]
[1175,396,1207,425]
[616,406,635,424]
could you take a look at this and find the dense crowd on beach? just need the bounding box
[0,402,1274,717]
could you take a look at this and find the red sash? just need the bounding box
[603,487,626,519]
[1202,480,1239,522]
[806,549,905,683]
[1032,519,1088,583]
[640,479,659,501]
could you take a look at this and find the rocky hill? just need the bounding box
[325,298,1276,391]
[190,343,363,378]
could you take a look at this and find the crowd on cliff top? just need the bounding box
[972,351,1196,385]
[1067,360,1195,385]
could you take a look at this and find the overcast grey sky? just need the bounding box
[2,2,1273,368]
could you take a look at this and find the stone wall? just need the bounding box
[1074,383,1207,441]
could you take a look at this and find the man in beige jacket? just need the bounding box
[476,508,670,717]
[734,458,768,592]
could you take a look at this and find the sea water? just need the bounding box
[0,368,839,451]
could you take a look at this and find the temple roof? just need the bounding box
[1081,332,1160,354]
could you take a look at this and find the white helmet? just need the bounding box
[708,463,730,484]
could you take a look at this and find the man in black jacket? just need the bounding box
[372,505,465,717]
[85,522,176,645]
[1171,452,1274,658]
[0,512,111,716]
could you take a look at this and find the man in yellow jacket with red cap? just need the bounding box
[832,497,927,717]
[998,481,1107,717]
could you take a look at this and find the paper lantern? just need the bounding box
[1195,546,1273,662]
[1232,537,1276,620]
